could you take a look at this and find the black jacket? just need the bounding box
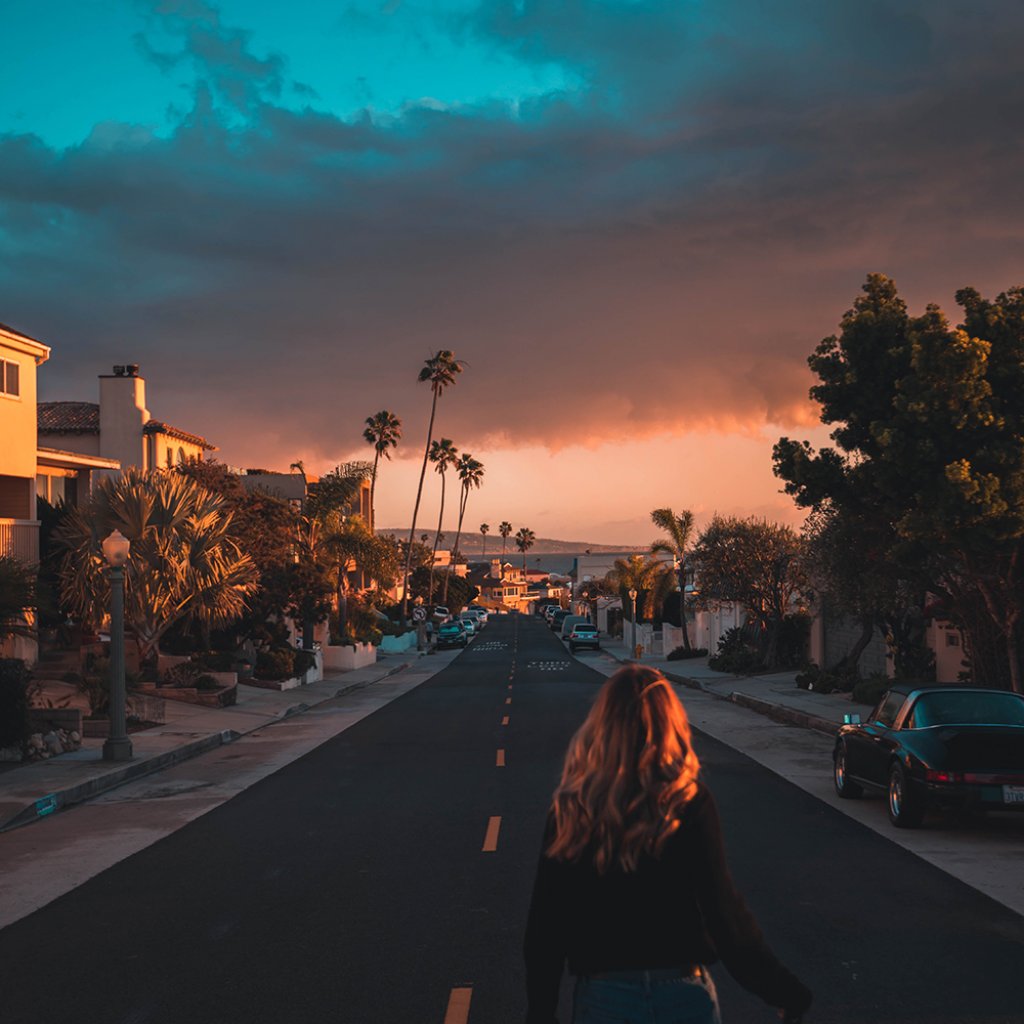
[523,783,812,1023]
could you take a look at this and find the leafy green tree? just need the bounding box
[307,462,371,522]
[499,521,512,557]
[692,516,808,669]
[401,350,464,619]
[515,526,535,570]
[56,469,258,667]
[444,454,484,602]
[363,410,402,531]
[428,438,458,601]
[650,507,696,651]
[323,514,399,638]
[775,274,1024,692]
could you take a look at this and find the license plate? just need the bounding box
[1003,785,1024,805]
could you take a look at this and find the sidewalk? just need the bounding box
[0,654,421,833]
[597,636,862,736]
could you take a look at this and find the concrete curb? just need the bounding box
[0,659,414,834]
[728,691,839,737]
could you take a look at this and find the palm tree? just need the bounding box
[650,507,696,652]
[515,526,536,571]
[479,523,490,559]
[401,351,464,619]
[428,438,458,601]
[607,555,675,624]
[363,410,402,531]
[443,455,484,602]
[55,469,258,667]
[499,521,512,558]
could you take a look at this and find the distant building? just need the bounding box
[38,364,215,477]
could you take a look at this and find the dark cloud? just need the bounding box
[2,1,1023,471]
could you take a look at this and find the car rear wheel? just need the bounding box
[888,763,925,828]
[833,744,863,799]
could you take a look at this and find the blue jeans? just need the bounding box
[572,968,721,1024]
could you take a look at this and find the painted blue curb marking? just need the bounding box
[35,794,59,817]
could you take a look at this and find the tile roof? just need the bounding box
[144,420,217,450]
[38,401,100,433]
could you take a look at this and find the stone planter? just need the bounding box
[322,642,377,672]
[133,680,238,708]
[241,675,305,692]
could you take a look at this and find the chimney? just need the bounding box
[491,557,502,579]
[99,364,150,473]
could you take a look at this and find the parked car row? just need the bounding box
[540,603,601,654]
[432,605,490,649]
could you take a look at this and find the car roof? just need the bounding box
[888,681,1018,696]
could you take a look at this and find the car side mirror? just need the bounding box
[843,713,861,725]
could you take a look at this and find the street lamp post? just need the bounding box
[628,588,638,659]
[101,529,133,762]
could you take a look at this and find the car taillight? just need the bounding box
[925,770,964,784]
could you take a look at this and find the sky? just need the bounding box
[3,1,1023,544]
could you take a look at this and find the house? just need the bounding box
[471,559,531,612]
[1,322,120,662]
[38,363,215,476]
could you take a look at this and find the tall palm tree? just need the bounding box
[443,455,484,601]
[515,526,536,571]
[650,507,696,652]
[401,350,464,618]
[428,438,458,601]
[362,410,402,532]
[499,521,513,558]
[479,523,490,559]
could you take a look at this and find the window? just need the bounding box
[0,358,20,397]
[874,692,906,728]
[945,632,960,647]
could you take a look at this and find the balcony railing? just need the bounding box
[0,518,40,564]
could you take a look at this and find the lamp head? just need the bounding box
[102,529,131,567]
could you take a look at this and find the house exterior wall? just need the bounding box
[822,605,889,677]
[99,371,150,473]
[0,329,46,485]
[151,432,205,469]
[36,430,101,456]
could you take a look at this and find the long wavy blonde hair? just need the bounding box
[547,665,702,874]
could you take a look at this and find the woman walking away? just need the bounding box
[524,665,812,1024]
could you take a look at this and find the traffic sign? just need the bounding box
[413,607,427,622]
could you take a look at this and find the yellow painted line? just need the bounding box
[505,697,511,705]
[482,815,502,852]
[444,986,473,1024]
[496,748,506,767]
[501,715,510,726]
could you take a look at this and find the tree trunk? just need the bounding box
[369,451,380,533]
[443,486,468,603]
[830,616,873,675]
[401,394,438,620]
[678,564,691,652]
[336,573,349,642]
[430,474,446,604]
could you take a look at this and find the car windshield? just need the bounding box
[910,691,1024,728]
[440,623,461,633]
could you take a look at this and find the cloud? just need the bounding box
[2,1,1023,476]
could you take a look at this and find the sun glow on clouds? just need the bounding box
[5,1,1024,541]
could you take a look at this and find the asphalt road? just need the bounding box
[2,613,1022,1024]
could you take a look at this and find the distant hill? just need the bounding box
[376,530,643,555]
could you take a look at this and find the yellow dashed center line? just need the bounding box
[496,748,506,767]
[482,815,502,852]
[444,986,473,1024]
[505,697,512,704]
[501,715,510,726]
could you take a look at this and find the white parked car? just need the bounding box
[458,612,478,636]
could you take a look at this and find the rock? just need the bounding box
[29,734,44,750]
[70,731,81,744]
[43,731,63,755]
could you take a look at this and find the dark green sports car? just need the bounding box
[833,683,1024,828]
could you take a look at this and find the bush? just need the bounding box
[0,658,31,749]
[708,627,765,674]
[199,650,235,672]
[293,649,317,676]
[796,664,857,694]
[775,613,812,669]
[161,660,200,688]
[852,672,890,707]
[255,647,296,681]
[194,674,220,691]
[666,646,709,661]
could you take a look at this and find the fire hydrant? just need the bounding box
[634,643,644,659]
